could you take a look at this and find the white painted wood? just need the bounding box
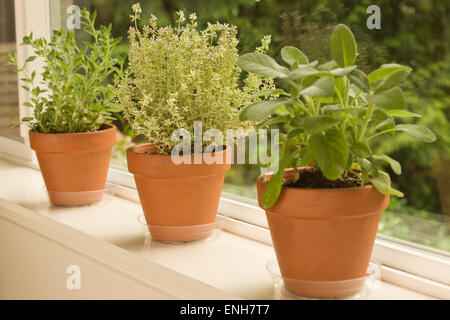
[0,198,236,299]
[373,237,450,285]
[0,155,447,299]
[14,0,52,141]
[381,266,450,300]
[0,137,32,161]
[0,0,53,161]
[219,197,267,228]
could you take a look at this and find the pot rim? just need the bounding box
[126,143,230,157]
[257,167,389,217]
[29,123,117,153]
[264,208,382,220]
[28,123,116,137]
[256,168,375,193]
[126,143,232,177]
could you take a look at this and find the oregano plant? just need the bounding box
[238,24,436,209]
[6,9,124,133]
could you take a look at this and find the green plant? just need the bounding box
[115,3,274,155]
[238,23,436,209]
[6,9,124,133]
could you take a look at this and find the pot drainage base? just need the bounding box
[137,214,226,245]
[34,183,119,214]
[266,259,381,300]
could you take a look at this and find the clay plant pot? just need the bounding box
[127,143,231,242]
[29,124,116,206]
[257,167,389,298]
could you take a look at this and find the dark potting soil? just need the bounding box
[284,169,362,189]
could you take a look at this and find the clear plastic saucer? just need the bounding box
[266,258,381,300]
[42,183,118,207]
[137,214,226,244]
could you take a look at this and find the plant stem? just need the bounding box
[344,76,349,108]
[294,100,313,116]
[367,128,396,141]
[335,88,345,108]
[358,103,375,141]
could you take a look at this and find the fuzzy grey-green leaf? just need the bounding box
[348,69,369,93]
[387,109,421,118]
[369,171,404,197]
[261,158,289,209]
[330,65,357,77]
[395,124,436,142]
[250,89,288,98]
[308,128,348,180]
[289,67,319,81]
[368,64,412,84]
[238,52,290,78]
[240,98,293,121]
[292,115,340,135]
[281,46,308,66]
[375,70,410,92]
[372,154,401,175]
[367,87,405,108]
[330,24,357,67]
[352,141,372,158]
[299,76,335,97]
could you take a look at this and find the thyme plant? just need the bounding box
[238,24,436,208]
[115,4,274,154]
[6,9,123,133]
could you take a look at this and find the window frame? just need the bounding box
[0,0,52,161]
[0,0,448,296]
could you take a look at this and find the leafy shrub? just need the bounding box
[115,3,274,155]
[238,24,436,208]
[6,9,123,133]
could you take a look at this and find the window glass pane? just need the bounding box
[0,0,20,139]
[82,1,448,252]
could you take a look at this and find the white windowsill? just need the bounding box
[0,157,443,300]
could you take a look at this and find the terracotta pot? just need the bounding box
[257,167,389,298]
[127,143,231,242]
[29,124,116,206]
